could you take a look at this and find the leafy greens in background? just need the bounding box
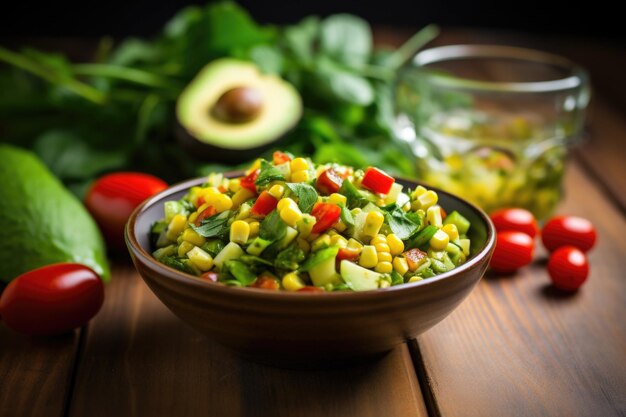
[0,1,437,197]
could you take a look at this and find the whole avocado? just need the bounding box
[0,145,110,284]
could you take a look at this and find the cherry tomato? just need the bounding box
[542,216,597,253]
[251,191,279,216]
[0,263,104,336]
[361,167,395,195]
[311,203,341,234]
[252,276,280,290]
[200,271,219,282]
[297,286,324,293]
[272,151,291,165]
[240,169,260,195]
[315,168,343,195]
[490,208,538,238]
[489,231,535,274]
[547,246,589,291]
[194,205,217,226]
[85,172,167,249]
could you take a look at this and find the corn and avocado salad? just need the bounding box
[150,151,472,292]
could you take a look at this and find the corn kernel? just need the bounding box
[178,241,195,257]
[187,247,214,271]
[230,220,250,244]
[296,238,311,253]
[377,252,392,263]
[334,219,347,233]
[188,212,199,224]
[291,170,310,183]
[214,194,233,212]
[228,178,241,193]
[427,205,443,227]
[277,197,293,211]
[182,228,206,246]
[327,229,338,236]
[363,211,384,238]
[330,234,348,248]
[370,235,387,246]
[311,234,331,252]
[249,221,260,238]
[296,214,316,239]
[268,184,285,199]
[290,157,309,172]
[411,185,427,199]
[408,276,424,283]
[166,214,187,241]
[430,229,450,251]
[375,261,393,274]
[393,256,409,275]
[282,272,305,292]
[374,242,391,253]
[347,238,363,252]
[418,190,438,210]
[359,245,378,268]
[280,200,303,227]
[328,193,347,206]
[442,223,459,241]
[232,188,255,209]
[386,234,404,255]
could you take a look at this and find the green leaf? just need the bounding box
[255,159,285,187]
[250,45,284,74]
[339,179,370,209]
[259,210,287,242]
[319,14,372,66]
[340,204,355,227]
[319,69,374,105]
[284,16,320,63]
[300,246,339,272]
[285,183,318,213]
[275,244,306,271]
[406,225,438,250]
[381,204,419,240]
[191,210,232,238]
[239,255,273,266]
[225,260,257,286]
[390,270,404,286]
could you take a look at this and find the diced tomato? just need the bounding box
[297,286,324,293]
[404,248,427,271]
[240,169,260,195]
[361,167,395,195]
[194,205,217,226]
[251,191,279,216]
[311,203,341,234]
[273,151,292,165]
[440,207,447,220]
[252,276,280,290]
[200,271,219,282]
[336,247,360,268]
[315,168,343,195]
[218,185,227,193]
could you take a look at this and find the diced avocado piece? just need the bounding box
[309,255,342,287]
[246,237,272,256]
[443,211,471,235]
[340,260,384,292]
[213,242,244,270]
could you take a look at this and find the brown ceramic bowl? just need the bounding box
[126,175,495,367]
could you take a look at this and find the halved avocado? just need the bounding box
[176,58,303,163]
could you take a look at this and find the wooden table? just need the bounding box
[1,29,625,417]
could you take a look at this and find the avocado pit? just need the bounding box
[212,86,263,124]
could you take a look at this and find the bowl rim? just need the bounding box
[125,172,496,301]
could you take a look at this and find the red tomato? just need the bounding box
[547,246,589,291]
[542,216,597,253]
[337,247,360,262]
[489,231,535,274]
[490,208,538,238]
[200,272,219,282]
[315,168,343,195]
[404,248,427,271]
[297,286,324,293]
[85,172,167,249]
[272,151,291,165]
[240,169,260,195]
[252,276,280,290]
[0,263,104,336]
[194,205,217,226]
[251,191,279,216]
[361,167,395,195]
[311,203,341,234]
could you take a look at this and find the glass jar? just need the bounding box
[394,45,590,219]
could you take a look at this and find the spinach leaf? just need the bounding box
[339,180,369,209]
[319,69,374,106]
[224,260,257,286]
[259,210,287,242]
[381,204,419,240]
[255,159,285,187]
[300,246,339,272]
[191,210,231,238]
[275,244,306,271]
[340,204,355,227]
[286,183,318,213]
[319,14,372,66]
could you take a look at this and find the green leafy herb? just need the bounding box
[406,225,438,250]
[191,210,231,238]
[224,260,257,286]
[340,204,355,227]
[381,204,419,240]
[300,246,339,272]
[286,183,318,213]
[259,210,287,242]
[255,159,286,187]
[339,179,369,209]
[390,270,404,286]
[275,244,306,270]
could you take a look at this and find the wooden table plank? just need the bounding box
[410,162,626,417]
[0,326,80,417]
[66,264,429,417]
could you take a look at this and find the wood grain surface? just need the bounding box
[66,264,429,417]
